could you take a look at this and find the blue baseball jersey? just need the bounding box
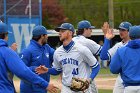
[73,35,102,55]
[0,39,49,93]
[20,40,54,93]
[52,41,98,87]
[110,39,140,86]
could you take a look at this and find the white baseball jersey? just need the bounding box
[52,42,98,87]
[108,41,128,61]
[72,35,102,55]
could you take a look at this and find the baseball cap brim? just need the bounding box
[55,27,67,32]
[89,26,95,29]
[118,27,127,30]
[47,31,52,34]
[8,31,12,34]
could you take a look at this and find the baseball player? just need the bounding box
[72,20,102,56]
[100,22,132,93]
[0,22,58,93]
[36,23,100,93]
[110,26,140,93]
[20,25,55,93]
[72,20,102,93]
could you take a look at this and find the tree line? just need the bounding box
[42,0,140,29]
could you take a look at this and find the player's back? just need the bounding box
[0,39,16,93]
[113,39,140,85]
[73,35,101,55]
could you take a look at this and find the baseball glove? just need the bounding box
[70,77,90,92]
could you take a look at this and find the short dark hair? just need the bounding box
[0,32,8,39]
[76,28,89,35]
[76,29,84,35]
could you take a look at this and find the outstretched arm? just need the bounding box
[100,22,114,60]
[100,38,111,60]
[35,65,61,75]
[3,48,58,93]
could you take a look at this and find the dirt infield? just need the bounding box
[95,77,116,89]
[14,77,116,92]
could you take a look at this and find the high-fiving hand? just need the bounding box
[46,84,59,93]
[102,22,115,40]
[35,65,48,74]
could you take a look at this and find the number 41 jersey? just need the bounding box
[52,42,98,87]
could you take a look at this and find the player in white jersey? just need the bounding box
[72,20,102,93]
[36,23,100,93]
[100,22,132,93]
[72,20,102,55]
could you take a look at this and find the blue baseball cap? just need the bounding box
[0,22,11,33]
[77,20,95,29]
[129,26,140,38]
[32,25,48,36]
[55,23,75,32]
[118,22,132,31]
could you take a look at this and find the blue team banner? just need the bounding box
[7,17,40,53]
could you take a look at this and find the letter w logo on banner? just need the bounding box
[7,17,40,53]
[11,24,35,53]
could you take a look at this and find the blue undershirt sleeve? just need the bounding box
[100,38,111,60]
[90,64,100,80]
[48,68,62,75]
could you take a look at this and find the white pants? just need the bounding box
[61,80,98,93]
[113,75,124,93]
[90,80,98,93]
[124,86,140,93]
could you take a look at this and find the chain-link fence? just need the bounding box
[0,0,41,22]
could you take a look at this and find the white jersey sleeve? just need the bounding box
[108,42,125,58]
[80,46,98,68]
[52,48,62,71]
[73,36,101,55]
[86,39,102,55]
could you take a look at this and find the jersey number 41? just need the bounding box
[72,68,79,75]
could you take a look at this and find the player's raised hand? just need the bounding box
[46,84,59,93]
[101,22,110,35]
[35,65,48,74]
[105,28,115,40]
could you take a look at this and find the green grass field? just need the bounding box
[97,68,117,78]
[99,89,112,93]
[48,89,112,93]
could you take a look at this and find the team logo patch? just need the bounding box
[36,56,40,59]
[46,53,49,58]
[21,54,24,59]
